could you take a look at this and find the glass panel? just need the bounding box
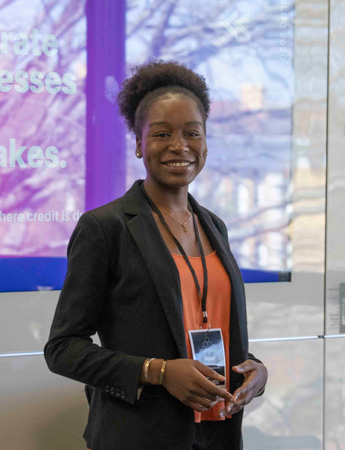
[0,355,88,449]
[0,291,57,353]
[246,0,328,338]
[0,290,101,353]
[325,0,345,336]
[244,339,323,450]
[324,337,345,449]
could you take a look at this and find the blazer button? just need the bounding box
[110,387,115,395]
[115,388,121,397]
[104,385,110,393]
[121,390,127,399]
[236,383,241,387]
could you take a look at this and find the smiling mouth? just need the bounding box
[163,161,194,167]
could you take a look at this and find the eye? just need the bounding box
[153,132,170,138]
[186,131,200,137]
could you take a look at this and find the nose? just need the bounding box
[168,133,188,152]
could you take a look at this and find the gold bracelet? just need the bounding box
[159,360,167,385]
[144,358,155,382]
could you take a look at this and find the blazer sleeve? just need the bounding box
[208,211,266,397]
[44,212,146,405]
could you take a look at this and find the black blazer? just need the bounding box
[44,179,256,450]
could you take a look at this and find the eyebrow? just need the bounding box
[149,121,203,128]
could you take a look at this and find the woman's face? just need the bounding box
[136,95,207,192]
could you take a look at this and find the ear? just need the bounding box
[135,136,142,158]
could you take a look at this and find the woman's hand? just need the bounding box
[221,360,268,417]
[161,359,235,412]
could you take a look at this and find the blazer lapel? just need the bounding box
[123,181,188,358]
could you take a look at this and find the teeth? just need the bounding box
[166,162,191,167]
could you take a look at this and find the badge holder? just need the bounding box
[188,328,226,388]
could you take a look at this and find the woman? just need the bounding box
[44,61,268,450]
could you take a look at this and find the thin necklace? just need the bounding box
[158,207,192,233]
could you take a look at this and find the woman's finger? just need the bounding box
[193,369,234,402]
[188,401,209,413]
[194,360,226,383]
[193,384,220,402]
[221,398,247,416]
[233,386,255,407]
[232,360,257,373]
[226,404,244,415]
[192,395,222,410]
[193,378,234,403]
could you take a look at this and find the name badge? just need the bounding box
[188,328,226,388]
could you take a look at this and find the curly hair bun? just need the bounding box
[117,60,210,135]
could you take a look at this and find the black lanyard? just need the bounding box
[141,184,209,323]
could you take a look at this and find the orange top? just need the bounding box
[172,250,231,422]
